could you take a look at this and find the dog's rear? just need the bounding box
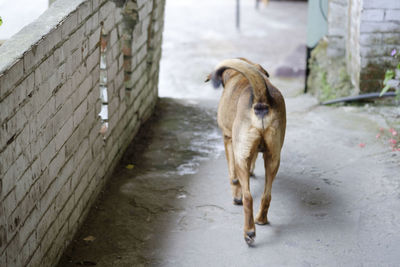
[206,58,286,245]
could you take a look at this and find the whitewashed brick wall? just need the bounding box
[0,0,165,266]
[359,0,400,92]
[325,0,400,93]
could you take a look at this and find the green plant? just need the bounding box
[380,48,400,100]
[0,16,3,26]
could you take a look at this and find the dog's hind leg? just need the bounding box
[255,144,281,225]
[223,135,242,205]
[233,127,260,245]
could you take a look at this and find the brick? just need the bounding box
[37,96,55,131]
[35,55,55,88]
[19,231,36,266]
[0,92,15,126]
[360,21,400,33]
[61,12,78,38]
[92,0,101,11]
[71,66,87,98]
[77,75,93,103]
[362,9,384,22]
[359,33,383,45]
[107,60,119,83]
[382,33,400,45]
[88,27,101,54]
[3,153,29,196]
[40,140,56,173]
[2,189,17,220]
[15,167,33,204]
[360,45,394,57]
[6,234,20,266]
[49,146,66,179]
[37,205,57,251]
[385,9,400,21]
[64,127,80,158]
[109,27,119,47]
[54,97,73,133]
[55,117,73,152]
[0,60,24,98]
[18,207,39,245]
[24,41,48,74]
[86,12,100,35]
[102,10,115,34]
[78,1,92,23]
[363,0,400,9]
[55,79,72,110]
[55,193,74,231]
[87,48,100,74]
[73,99,88,128]
[99,1,115,22]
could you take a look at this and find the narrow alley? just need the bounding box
[57,0,400,266]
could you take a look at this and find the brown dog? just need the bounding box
[206,58,286,245]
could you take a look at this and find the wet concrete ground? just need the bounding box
[58,0,400,266]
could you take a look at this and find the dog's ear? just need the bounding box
[204,73,212,83]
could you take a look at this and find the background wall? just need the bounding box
[308,0,400,100]
[0,0,165,266]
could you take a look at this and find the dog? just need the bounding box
[205,58,286,245]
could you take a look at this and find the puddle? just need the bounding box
[122,98,224,177]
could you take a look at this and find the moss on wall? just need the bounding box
[307,39,355,102]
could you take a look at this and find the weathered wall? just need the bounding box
[0,0,165,266]
[358,0,400,92]
[327,0,348,57]
[308,0,400,99]
[346,0,361,92]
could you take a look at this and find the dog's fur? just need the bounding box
[206,58,286,245]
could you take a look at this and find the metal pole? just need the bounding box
[236,0,240,30]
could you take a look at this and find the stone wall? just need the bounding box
[0,0,165,266]
[327,0,348,57]
[346,0,362,92]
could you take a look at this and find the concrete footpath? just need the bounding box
[57,0,400,266]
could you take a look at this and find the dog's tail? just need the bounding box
[205,59,270,106]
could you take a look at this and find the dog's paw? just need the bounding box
[255,215,269,225]
[244,231,256,246]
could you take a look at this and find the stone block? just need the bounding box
[73,99,88,128]
[61,11,78,39]
[78,1,92,24]
[361,9,384,21]
[385,9,400,21]
[363,0,400,9]
[39,140,56,173]
[0,60,24,98]
[360,21,400,33]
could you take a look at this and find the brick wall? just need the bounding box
[358,0,400,92]
[0,0,165,266]
[314,0,400,95]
